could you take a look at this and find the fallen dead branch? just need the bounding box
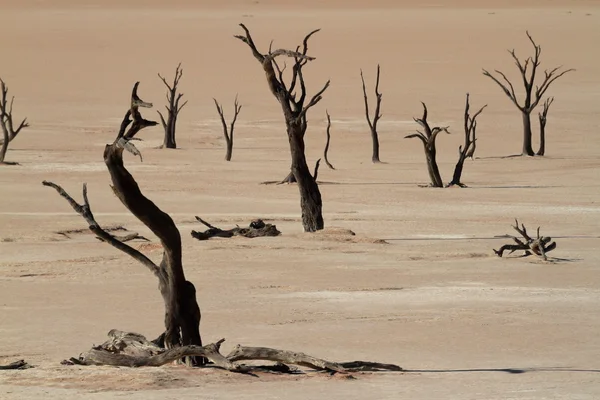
[494,219,557,260]
[64,330,402,376]
[0,360,31,370]
[191,217,281,240]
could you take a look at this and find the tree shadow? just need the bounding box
[404,367,600,374]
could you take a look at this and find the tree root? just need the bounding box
[63,330,402,377]
[191,217,281,241]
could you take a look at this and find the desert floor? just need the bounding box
[1,1,600,399]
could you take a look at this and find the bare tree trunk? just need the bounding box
[521,111,535,156]
[448,94,486,187]
[43,82,204,366]
[235,24,329,231]
[214,96,241,161]
[483,32,573,157]
[289,122,323,232]
[158,64,187,149]
[0,79,29,164]
[406,103,449,188]
[323,111,335,170]
[536,97,553,156]
[360,65,382,163]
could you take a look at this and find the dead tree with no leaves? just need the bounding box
[483,32,573,156]
[43,82,206,366]
[537,97,553,156]
[323,110,335,169]
[405,103,450,188]
[158,63,188,149]
[235,24,330,232]
[214,96,242,161]
[0,79,29,164]
[494,219,557,261]
[360,65,383,163]
[448,94,487,187]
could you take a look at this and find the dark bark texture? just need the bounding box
[405,103,449,188]
[191,217,281,240]
[494,219,557,261]
[360,65,383,163]
[158,63,188,149]
[235,24,329,232]
[43,82,205,366]
[483,31,573,156]
[323,110,335,169]
[0,79,29,164]
[536,97,553,156]
[448,94,486,187]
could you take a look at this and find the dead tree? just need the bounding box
[536,97,553,156]
[494,219,557,261]
[360,65,383,163]
[405,103,449,188]
[214,96,242,161]
[158,63,187,149]
[0,79,29,164]
[235,24,329,232]
[191,217,281,240]
[43,82,206,366]
[323,110,335,169]
[448,94,487,187]
[483,32,573,156]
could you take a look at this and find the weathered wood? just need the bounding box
[494,219,557,261]
[483,32,573,156]
[323,111,335,170]
[191,217,281,240]
[405,103,449,188]
[214,96,242,161]
[448,94,486,187]
[236,24,328,232]
[158,63,187,149]
[0,78,29,164]
[360,65,383,163]
[0,360,31,370]
[44,82,204,366]
[536,97,553,156]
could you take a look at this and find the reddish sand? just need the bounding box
[1,1,600,399]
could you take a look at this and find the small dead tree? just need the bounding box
[483,32,573,156]
[448,94,487,187]
[405,103,449,188]
[235,24,329,232]
[323,110,335,170]
[360,65,383,163]
[158,63,188,149]
[0,79,29,164]
[494,219,557,261]
[43,82,206,366]
[536,97,553,156]
[214,96,242,161]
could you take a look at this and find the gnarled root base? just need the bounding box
[494,219,557,261]
[64,330,401,377]
[191,217,281,241]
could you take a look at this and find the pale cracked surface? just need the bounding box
[1,0,600,399]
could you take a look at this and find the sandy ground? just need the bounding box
[1,0,600,399]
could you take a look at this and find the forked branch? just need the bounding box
[536,97,554,156]
[0,78,30,163]
[494,219,557,261]
[214,96,242,161]
[158,63,188,149]
[360,65,383,163]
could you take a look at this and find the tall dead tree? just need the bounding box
[214,96,242,161]
[323,110,335,170]
[0,79,29,164]
[536,97,553,156]
[43,82,205,366]
[448,94,486,187]
[483,32,573,156]
[360,65,382,163]
[405,103,449,188]
[235,24,329,232]
[158,63,188,149]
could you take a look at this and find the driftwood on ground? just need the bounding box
[191,217,281,240]
[64,330,402,376]
[494,219,557,261]
[0,360,31,370]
